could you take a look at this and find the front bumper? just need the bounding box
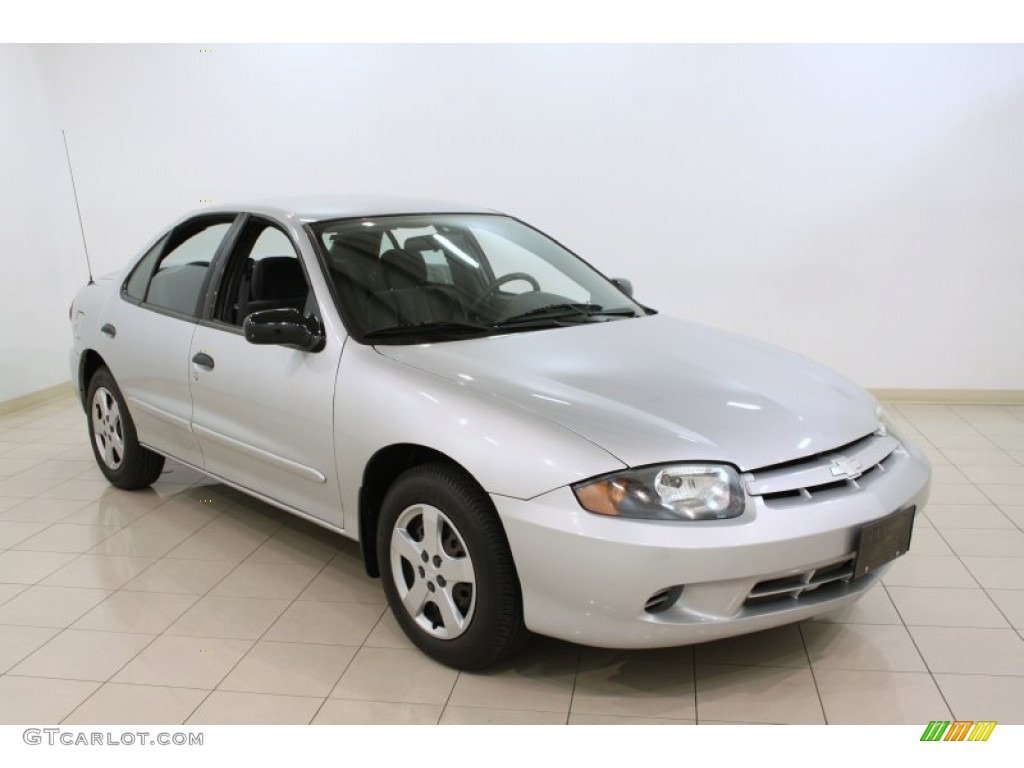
[494,441,930,649]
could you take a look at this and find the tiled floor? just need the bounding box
[1,395,1023,725]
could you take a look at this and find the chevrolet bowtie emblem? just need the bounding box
[829,456,863,480]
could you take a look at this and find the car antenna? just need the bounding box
[62,129,94,285]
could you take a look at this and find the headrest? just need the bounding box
[380,248,427,289]
[403,235,443,254]
[251,256,306,299]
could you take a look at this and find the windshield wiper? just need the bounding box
[496,303,640,326]
[363,321,494,342]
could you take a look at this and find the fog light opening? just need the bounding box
[644,585,684,614]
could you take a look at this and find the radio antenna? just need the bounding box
[62,129,94,284]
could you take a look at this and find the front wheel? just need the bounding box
[377,463,528,669]
[86,366,165,489]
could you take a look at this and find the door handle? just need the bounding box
[191,352,215,370]
[100,323,116,338]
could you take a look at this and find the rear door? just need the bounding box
[187,215,344,525]
[100,215,239,466]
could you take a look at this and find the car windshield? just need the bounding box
[310,214,645,343]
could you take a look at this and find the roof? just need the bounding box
[202,195,500,223]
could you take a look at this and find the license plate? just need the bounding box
[853,506,915,579]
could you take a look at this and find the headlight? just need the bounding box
[572,464,745,521]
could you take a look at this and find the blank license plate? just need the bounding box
[853,506,915,579]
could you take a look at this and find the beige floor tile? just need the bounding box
[38,479,117,502]
[219,640,356,697]
[0,496,25,514]
[0,583,26,606]
[1001,506,1024,529]
[927,485,991,505]
[943,449,1021,467]
[814,669,951,724]
[41,554,156,589]
[73,591,198,634]
[113,635,252,688]
[448,640,577,714]
[0,458,41,477]
[166,595,290,640]
[888,586,1008,628]
[929,464,970,484]
[924,504,1015,529]
[0,497,91,523]
[572,647,694,719]
[13,443,73,460]
[63,682,208,725]
[12,524,119,552]
[569,713,695,725]
[695,664,824,724]
[927,434,998,452]
[210,561,321,600]
[88,522,194,558]
[802,623,926,672]
[297,555,386,604]
[0,585,111,627]
[186,690,322,724]
[17,460,95,481]
[978,484,1024,507]
[0,521,48,548]
[896,405,964,422]
[949,405,1020,424]
[441,706,567,724]
[11,628,154,682]
[906,528,953,556]
[364,610,414,649]
[60,495,164,527]
[247,525,339,566]
[961,557,1024,589]
[0,675,99,724]
[882,554,978,588]
[908,626,1024,675]
[264,600,384,645]
[0,476,65,498]
[313,699,441,724]
[121,558,236,594]
[0,551,79,584]
[331,646,458,705]
[988,590,1024,629]
[0,625,60,673]
[963,466,1024,485]
[808,585,902,625]
[943,529,1024,558]
[934,674,1024,721]
[166,516,277,561]
[695,624,808,667]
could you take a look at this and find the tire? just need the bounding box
[86,366,165,490]
[377,462,528,670]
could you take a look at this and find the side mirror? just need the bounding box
[243,308,325,352]
[611,277,634,297]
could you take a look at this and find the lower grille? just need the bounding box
[644,585,683,614]
[744,557,855,607]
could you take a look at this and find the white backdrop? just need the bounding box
[3,44,1023,401]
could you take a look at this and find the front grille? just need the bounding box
[744,556,856,607]
[746,432,900,506]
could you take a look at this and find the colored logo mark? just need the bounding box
[920,720,996,742]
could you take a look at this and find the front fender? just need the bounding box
[334,341,625,527]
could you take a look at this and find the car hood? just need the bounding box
[375,314,879,471]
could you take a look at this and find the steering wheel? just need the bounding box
[473,272,541,309]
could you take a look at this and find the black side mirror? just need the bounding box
[243,308,325,352]
[611,277,634,297]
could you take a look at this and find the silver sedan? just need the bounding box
[69,196,931,669]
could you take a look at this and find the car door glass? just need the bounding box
[145,221,231,316]
[213,221,311,327]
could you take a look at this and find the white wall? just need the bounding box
[8,44,1024,397]
[0,45,84,402]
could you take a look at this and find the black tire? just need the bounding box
[86,366,165,490]
[377,462,528,670]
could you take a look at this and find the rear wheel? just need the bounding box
[377,462,528,669]
[86,366,164,489]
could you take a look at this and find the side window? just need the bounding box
[214,220,311,327]
[145,221,232,316]
[123,234,168,301]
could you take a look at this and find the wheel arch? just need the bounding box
[78,349,108,410]
[358,443,488,578]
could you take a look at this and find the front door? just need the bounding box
[187,216,344,526]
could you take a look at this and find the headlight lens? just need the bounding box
[876,405,900,439]
[572,464,745,521]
